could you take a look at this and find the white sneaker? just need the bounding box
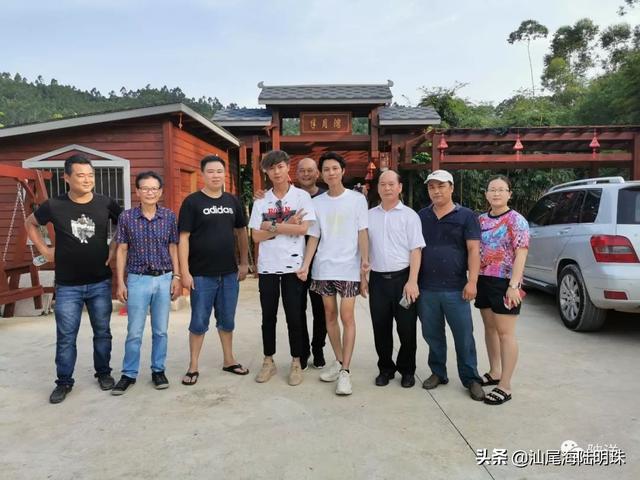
[335,370,353,395]
[319,360,341,382]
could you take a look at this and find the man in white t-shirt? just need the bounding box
[249,150,316,386]
[298,151,369,396]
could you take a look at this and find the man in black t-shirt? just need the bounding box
[25,154,122,404]
[296,157,328,369]
[178,155,250,386]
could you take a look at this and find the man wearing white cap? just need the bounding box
[416,170,485,401]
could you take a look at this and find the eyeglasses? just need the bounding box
[138,187,161,193]
[487,189,510,194]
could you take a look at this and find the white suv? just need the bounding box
[524,177,640,331]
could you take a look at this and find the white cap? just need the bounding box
[425,169,454,185]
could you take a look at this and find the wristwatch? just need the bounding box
[268,220,277,233]
[508,282,520,290]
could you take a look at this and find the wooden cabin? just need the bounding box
[0,103,240,264]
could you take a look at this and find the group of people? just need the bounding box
[26,150,529,407]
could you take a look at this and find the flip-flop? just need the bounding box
[181,371,199,386]
[222,364,249,376]
[480,373,500,386]
[484,387,512,405]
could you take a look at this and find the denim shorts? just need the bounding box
[189,272,239,334]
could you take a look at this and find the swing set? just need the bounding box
[0,164,53,317]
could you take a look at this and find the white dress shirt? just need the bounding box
[368,201,425,273]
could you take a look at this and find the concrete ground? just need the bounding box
[0,279,638,480]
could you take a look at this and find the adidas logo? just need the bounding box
[203,206,234,215]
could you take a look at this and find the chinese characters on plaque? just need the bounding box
[300,112,352,134]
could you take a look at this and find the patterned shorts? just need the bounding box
[310,280,361,298]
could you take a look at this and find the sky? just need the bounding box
[2,0,638,109]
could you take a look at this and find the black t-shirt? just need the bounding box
[311,187,327,199]
[305,186,326,245]
[34,193,122,286]
[178,191,247,276]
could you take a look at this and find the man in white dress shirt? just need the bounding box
[362,170,425,388]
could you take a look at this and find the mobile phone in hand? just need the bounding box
[503,295,513,309]
[503,289,527,309]
[399,294,412,309]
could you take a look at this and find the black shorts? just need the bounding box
[474,275,522,315]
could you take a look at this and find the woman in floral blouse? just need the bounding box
[475,175,529,405]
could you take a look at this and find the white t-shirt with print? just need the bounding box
[249,186,316,274]
[308,189,368,281]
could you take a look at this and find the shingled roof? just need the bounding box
[212,104,441,127]
[379,106,440,125]
[257,81,393,105]
[212,108,271,126]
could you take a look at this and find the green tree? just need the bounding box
[0,73,223,127]
[419,83,497,128]
[600,23,636,70]
[541,18,599,103]
[507,20,549,96]
[495,92,570,126]
[618,0,640,16]
[573,51,640,124]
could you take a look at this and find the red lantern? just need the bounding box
[437,134,448,160]
[590,129,600,159]
[513,133,524,159]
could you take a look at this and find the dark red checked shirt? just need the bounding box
[115,206,178,274]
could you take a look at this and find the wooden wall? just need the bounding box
[0,118,238,263]
[165,122,236,212]
[0,120,165,262]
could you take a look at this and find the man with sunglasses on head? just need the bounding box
[249,150,316,386]
[111,171,181,395]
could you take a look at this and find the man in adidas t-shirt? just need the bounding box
[178,155,250,386]
[298,151,369,396]
[249,150,316,386]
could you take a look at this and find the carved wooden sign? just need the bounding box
[300,112,351,134]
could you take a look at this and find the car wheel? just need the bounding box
[557,264,607,331]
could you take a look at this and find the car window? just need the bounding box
[580,189,602,223]
[549,190,585,225]
[617,187,640,224]
[528,193,560,227]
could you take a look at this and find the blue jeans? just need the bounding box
[122,273,171,378]
[416,289,481,387]
[54,279,113,386]
[189,273,239,334]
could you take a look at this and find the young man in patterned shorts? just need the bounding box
[297,152,369,396]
